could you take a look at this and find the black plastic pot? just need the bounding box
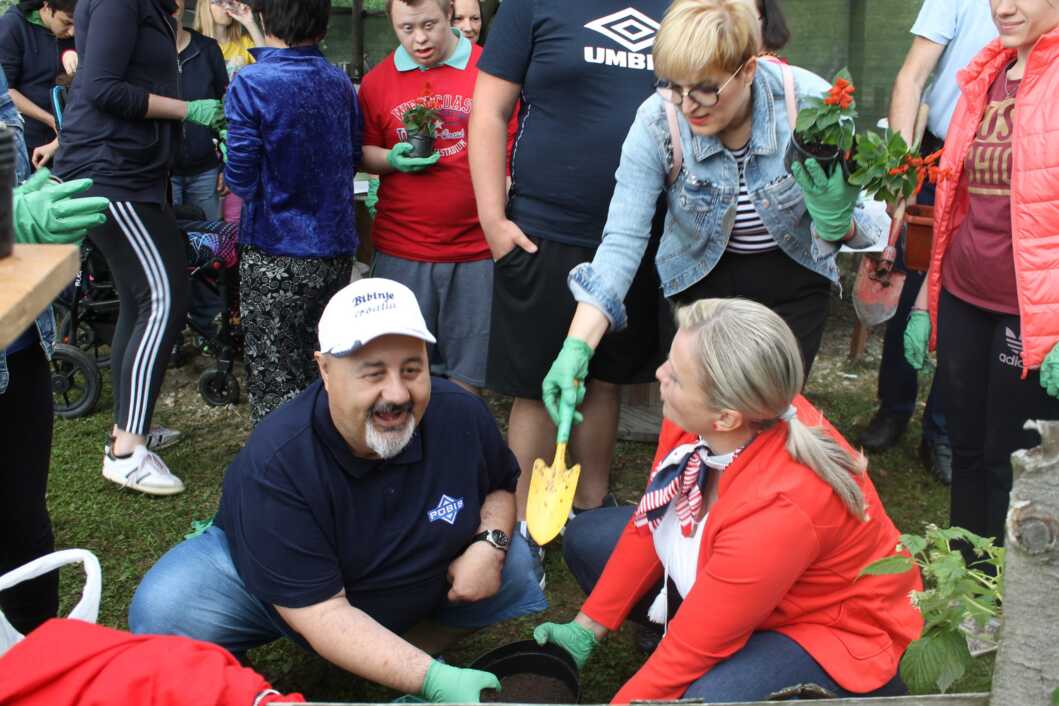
[408,131,436,158]
[784,133,850,179]
[470,639,581,704]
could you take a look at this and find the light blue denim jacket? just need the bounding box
[0,72,51,395]
[569,60,889,331]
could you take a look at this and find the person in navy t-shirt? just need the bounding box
[129,279,547,704]
[468,0,673,570]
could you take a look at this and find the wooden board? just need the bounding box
[0,243,78,349]
[296,696,990,706]
[618,382,663,443]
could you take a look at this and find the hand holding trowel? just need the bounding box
[530,338,594,546]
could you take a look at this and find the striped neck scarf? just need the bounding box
[632,440,738,536]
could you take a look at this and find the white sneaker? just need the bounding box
[102,445,185,496]
[146,425,182,451]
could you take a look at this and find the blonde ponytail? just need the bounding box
[677,298,867,520]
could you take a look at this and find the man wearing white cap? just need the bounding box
[128,279,547,703]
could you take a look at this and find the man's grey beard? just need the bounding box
[365,413,416,459]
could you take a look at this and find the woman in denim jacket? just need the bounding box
[541,0,888,436]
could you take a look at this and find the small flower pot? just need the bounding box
[407,131,436,158]
[471,640,581,704]
[784,133,850,179]
[903,204,934,273]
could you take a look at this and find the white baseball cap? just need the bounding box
[318,278,436,356]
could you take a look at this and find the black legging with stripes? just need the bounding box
[90,202,189,435]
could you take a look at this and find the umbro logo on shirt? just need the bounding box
[584,7,659,71]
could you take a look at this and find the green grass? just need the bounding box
[46,291,993,702]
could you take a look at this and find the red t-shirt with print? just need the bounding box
[360,44,500,263]
[942,68,1020,314]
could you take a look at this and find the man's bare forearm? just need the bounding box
[277,594,433,694]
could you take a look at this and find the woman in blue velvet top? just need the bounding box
[224,0,361,424]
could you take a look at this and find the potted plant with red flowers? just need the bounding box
[402,82,441,158]
[785,69,857,177]
[402,104,441,158]
[848,131,947,270]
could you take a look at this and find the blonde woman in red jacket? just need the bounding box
[535,298,923,703]
[904,0,1059,552]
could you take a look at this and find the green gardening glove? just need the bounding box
[790,158,860,242]
[217,128,228,163]
[365,177,380,217]
[387,142,440,173]
[13,169,109,245]
[533,621,599,670]
[1040,342,1059,399]
[420,660,500,703]
[185,99,226,131]
[903,310,931,371]
[542,337,593,443]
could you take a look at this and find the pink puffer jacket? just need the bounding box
[928,27,1059,375]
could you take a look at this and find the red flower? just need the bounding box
[824,78,856,108]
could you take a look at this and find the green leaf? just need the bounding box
[900,629,972,694]
[932,552,968,585]
[860,554,914,576]
[795,111,816,134]
[1051,685,1058,705]
[899,533,929,556]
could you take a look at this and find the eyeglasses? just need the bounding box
[655,61,748,110]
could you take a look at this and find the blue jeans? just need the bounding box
[877,185,948,446]
[171,168,222,220]
[563,507,906,701]
[129,526,547,654]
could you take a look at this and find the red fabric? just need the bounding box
[928,28,1059,373]
[941,71,1020,315]
[0,619,305,706]
[581,397,923,703]
[359,45,514,263]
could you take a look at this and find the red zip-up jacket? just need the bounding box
[583,396,923,703]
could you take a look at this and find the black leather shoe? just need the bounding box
[919,439,953,485]
[857,412,910,451]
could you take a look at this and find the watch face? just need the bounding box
[489,530,510,548]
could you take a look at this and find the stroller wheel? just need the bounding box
[51,344,102,419]
[59,311,110,367]
[199,368,240,406]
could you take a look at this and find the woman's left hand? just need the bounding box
[791,158,860,242]
[1041,343,1059,399]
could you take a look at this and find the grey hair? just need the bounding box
[676,298,868,520]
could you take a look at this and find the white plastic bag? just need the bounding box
[0,549,101,658]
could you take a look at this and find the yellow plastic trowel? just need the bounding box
[526,441,581,546]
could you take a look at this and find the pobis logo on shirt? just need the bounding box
[584,7,660,71]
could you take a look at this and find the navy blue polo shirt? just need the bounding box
[214,377,519,634]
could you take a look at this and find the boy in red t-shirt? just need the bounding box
[359,0,512,395]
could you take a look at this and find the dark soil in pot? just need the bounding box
[471,640,581,704]
[784,134,849,178]
[407,131,436,158]
[481,673,576,703]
